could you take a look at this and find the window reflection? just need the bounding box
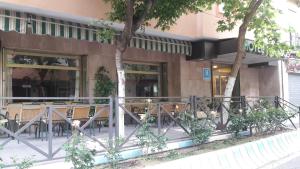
[126,74,159,97]
[8,55,78,67]
[12,68,76,97]
[125,63,161,97]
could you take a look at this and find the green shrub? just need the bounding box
[63,131,96,169]
[105,138,123,169]
[136,116,167,157]
[228,100,290,136]
[228,115,247,136]
[180,112,213,144]
[12,157,34,169]
[94,66,115,103]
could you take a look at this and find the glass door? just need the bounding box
[212,64,240,97]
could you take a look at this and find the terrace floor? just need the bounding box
[0,124,193,165]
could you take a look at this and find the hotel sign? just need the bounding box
[203,68,211,81]
[244,40,264,55]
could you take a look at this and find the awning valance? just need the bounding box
[0,9,192,56]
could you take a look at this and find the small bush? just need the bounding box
[105,138,123,169]
[180,112,213,144]
[94,66,115,103]
[227,115,247,136]
[136,116,167,157]
[228,100,290,136]
[64,122,96,169]
[12,157,34,169]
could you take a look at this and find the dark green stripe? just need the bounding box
[50,18,55,36]
[4,10,10,31]
[32,15,36,34]
[93,31,97,41]
[42,17,46,34]
[60,21,64,37]
[15,12,20,32]
[85,29,89,40]
[69,22,73,38]
[77,24,81,39]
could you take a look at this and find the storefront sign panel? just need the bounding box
[203,68,211,81]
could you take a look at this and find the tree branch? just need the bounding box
[132,0,155,32]
[232,0,263,78]
[240,0,263,33]
[118,0,134,52]
[118,0,155,52]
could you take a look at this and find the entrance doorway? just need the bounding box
[212,64,240,97]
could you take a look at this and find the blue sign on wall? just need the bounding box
[203,68,211,81]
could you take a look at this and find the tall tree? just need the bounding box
[104,0,217,136]
[217,0,292,125]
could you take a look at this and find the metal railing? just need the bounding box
[0,97,113,166]
[0,96,298,166]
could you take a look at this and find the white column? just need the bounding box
[278,60,289,101]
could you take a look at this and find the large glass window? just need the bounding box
[125,63,163,97]
[11,68,76,97]
[4,50,81,98]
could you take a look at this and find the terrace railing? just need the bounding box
[0,96,298,166]
[0,97,114,166]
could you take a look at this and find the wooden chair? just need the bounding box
[51,106,71,136]
[70,105,91,135]
[72,105,91,122]
[20,105,45,138]
[6,104,22,132]
[94,105,110,132]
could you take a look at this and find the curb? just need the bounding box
[144,130,300,169]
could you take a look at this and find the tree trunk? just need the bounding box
[222,39,245,125]
[115,47,126,137]
[222,0,263,127]
[113,0,155,137]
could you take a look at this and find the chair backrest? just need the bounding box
[161,104,175,113]
[21,105,44,122]
[95,105,109,119]
[51,106,70,121]
[6,104,22,120]
[174,103,187,113]
[72,105,90,120]
[196,111,207,119]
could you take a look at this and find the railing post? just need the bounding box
[115,96,120,139]
[298,107,300,129]
[48,106,53,160]
[157,103,161,135]
[275,96,279,108]
[190,96,196,117]
[241,96,246,116]
[108,96,114,147]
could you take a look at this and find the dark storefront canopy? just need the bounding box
[188,38,279,65]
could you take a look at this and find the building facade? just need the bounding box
[0,0,297,101]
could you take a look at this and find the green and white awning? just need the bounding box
[0,9,192,56]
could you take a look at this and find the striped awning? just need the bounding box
[0,9,192,56]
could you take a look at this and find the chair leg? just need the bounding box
[98,121,101,133]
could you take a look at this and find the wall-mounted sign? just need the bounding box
[203,68,211,81]
[244,39,263,54]
[287,58,300,73]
